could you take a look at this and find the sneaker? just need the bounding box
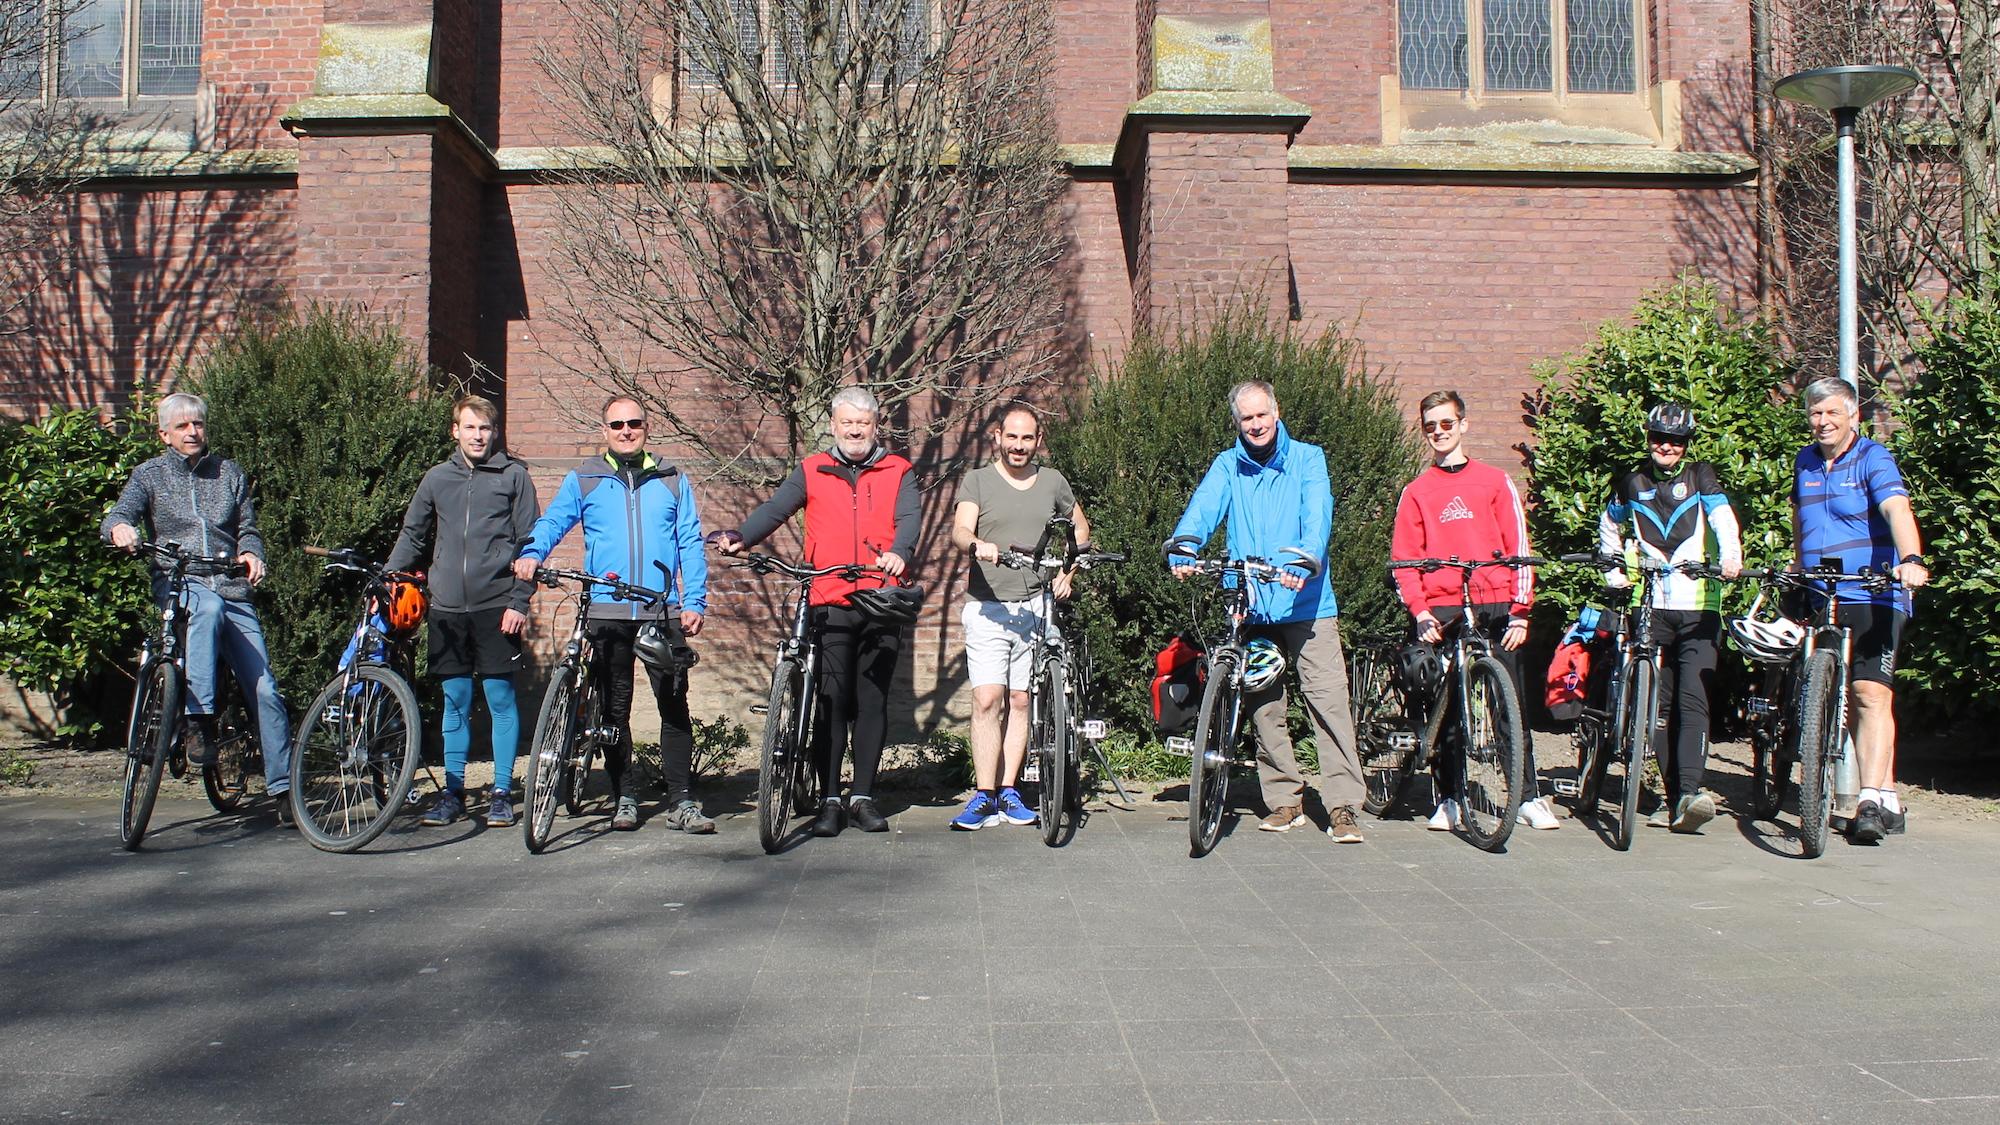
[849,797,889,833]
[997,788,1038,827]
[611,796,641,831]
[1326,806,1364,843]
[1258,806,1306,832]
[1518,796,1561,830]
[1669,792,1716,834]
[1647,805,1673,829]
[1881,804,1907,834]
[271,794,295,829]
[812,799,846,837]
[1850,800,1885,844]
[186,715,219,767]
[951,793,1000,831]
[1427,800,1461,831]
[486,790,516,828]
[420,790,464,827]
[662,799,717,834]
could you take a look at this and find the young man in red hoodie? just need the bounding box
[1389,390,1559,832]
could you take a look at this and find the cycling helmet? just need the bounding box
[381,580,428,633]
[1394,641,1444,694]
[1646,402,1697,440]
[847,583,924,626]
[1727,613,1805,665]
[1240,638,1286,691]
[635,619,699,673]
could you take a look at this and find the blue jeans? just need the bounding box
[171,581,293,796]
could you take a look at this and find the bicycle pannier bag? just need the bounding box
[1151,633,1206,736]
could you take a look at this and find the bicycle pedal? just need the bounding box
[1386,731,1418,754]
[1081,719,1107,741]
[1550,778,1582,798]
[1021,759,1041,783]
[749,704,769,716]
[1164,736,1194,756]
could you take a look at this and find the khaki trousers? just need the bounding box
[1245,616,1364,812]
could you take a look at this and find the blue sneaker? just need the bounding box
[951,792,1000,831]
[420,790,464,827]
[997,788,1038,826]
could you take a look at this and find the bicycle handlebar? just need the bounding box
[1388,554,1548,573]
[998,546,1127,572]
[531,566,671,607]
[133,540,246,578]
[729,553,883,585]
[303,546,422,584]
[1163,535,1322,579]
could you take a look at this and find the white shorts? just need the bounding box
[961,598,1049,691]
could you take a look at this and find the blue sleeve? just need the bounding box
[521,472,582,561]
[1866,446,1909,507]
[676,475,708,614]
[1170,456,1231,552]
[1294,448,1332,569]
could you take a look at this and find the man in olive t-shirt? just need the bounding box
[948,404,1092,830]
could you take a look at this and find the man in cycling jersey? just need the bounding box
[1598,403,1743,833]
[103,392,294,825]
[1167,381,1366,843]
[948,402,1093,831]
[513,395,712,834]
[1390,390,1558,832]
[714,385,922,837]
[1792,377,1929,843]
[387,395,540,829]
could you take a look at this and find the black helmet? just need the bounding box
[1646,402,1696,440]
[847,583,924,625]
[635,619,699,673]
[1393,641,1444,694]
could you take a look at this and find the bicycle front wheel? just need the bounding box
[1458,656,1526,852]
[561,680,603,818]
[1035,655,1074,847]
[525,664,584,854]
[1750,725,1789,821]
[1794,651,1841,859]
[289,665,422,853]
[1187,657,1240,858]
[757,659,806,854]
[1607,657,1656,852]
[1351,647,1411,816]
[121,660,181,850]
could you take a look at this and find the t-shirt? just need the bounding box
[958,462,1077,603]
[1793,436,1912,612]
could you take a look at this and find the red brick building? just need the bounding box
[3,0,1760,726]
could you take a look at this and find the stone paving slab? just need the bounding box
[1,792,1998,1123]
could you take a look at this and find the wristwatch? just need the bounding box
[1900,553,1928,567]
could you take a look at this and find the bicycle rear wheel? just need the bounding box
[758,659,806,854]
[1351,647,1412,816]
[1606,658,1655,852]
[1035,656,1074,847]
[525,665,584,854]
[561,682,603,818]
[1458,656,1526,852]
[201,695,255,814]
[121,660,180,850]
[1750,726,1790,821]
[289,665,422,853]
[1187,655,1240,858]
[1794,651,1840,859]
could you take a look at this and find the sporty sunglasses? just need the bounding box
[603,418,647,431]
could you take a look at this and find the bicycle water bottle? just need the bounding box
[1833,730,1860,818]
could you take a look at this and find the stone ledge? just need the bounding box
[282,93,455,126]
[1126,89,1312,126]
[1289,143,1757,178]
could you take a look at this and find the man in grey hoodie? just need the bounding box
[104,392,293,821]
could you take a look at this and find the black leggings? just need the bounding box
[588,620,695,803]
[1650,609,1719,805]
[811,605,902,800]
[1415,603,1540,803]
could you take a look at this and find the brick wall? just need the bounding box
[201,0,322,149]
[291,134,438,343]
[1136,130,1293,332]
[1273,0,1393,145]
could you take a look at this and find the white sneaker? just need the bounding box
[1427,800,1461,831]
[1518,796,1561,830]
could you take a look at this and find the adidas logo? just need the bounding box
[1439,496,1474,523]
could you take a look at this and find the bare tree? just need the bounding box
[1766,0,2000,385]
[538,0,1075,484]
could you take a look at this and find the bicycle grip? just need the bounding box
[304,546,333,557]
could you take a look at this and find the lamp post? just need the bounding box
[1773,64,1919,392]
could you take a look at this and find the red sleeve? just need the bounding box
[1494,471,1533,617]
[1391,484,1428,618]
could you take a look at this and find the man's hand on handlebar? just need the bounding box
[970,538,1000,565]
[110,523,140,551]
[1415,612,1443,645]
[875,551,907,578]
[511,557,540,582]
[709,530,746,556]
[238,553,266,585]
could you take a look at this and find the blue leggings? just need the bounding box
[441,675,520,796]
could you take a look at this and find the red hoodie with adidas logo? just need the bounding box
[1390,459,1534,619]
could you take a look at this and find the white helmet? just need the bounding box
[1240,638,1287,691]
[1727,612,1804,665]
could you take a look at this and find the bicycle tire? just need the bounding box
[1038,656,1074,847]
[1458,655,1526,852]
[201,696,256,814]
[562,682,603,818]
[524,665,583,854]
[1794,650,1840,859]
[1351,647,1411,816]
[289,665,423,853]
[758,659,805,854]
[1062,658,1088,832]
[1607,657,1655,852]
[1187,653,1240,858]
[121,660,180,850]
[1750,726,1788,821]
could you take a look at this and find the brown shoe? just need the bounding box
[1327,806,1364,843]
[1258,806,1306,832]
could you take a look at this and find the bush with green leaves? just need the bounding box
[1525,278,1800,621]
[0,407,159,739]
[1046,306,1420,738]
[192,305,456,695]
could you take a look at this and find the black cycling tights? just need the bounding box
[1650,609,1720,806]
[588,620,695,804]
[811,605,903,800]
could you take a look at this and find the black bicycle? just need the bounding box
[521,566,671,853]
[995,516,1125,847]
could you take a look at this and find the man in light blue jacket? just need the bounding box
[1169,381,1364,843]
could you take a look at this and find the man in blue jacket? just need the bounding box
[513,395,712,833]
[1169,381,1365,843]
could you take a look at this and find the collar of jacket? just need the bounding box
[173,450,216,474]
[597,450,675,480]
[1232,420,1292,472]
[818,444,887,473]
[455,448,517,473]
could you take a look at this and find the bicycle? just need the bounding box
[521,566,672,854]
[993,516,1126,847]
[286,547,426,853]
[1365,555,1540,851]
[1163,535,1321,858]
[118,541,267,849]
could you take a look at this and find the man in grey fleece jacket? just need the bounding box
[103,392,293,815]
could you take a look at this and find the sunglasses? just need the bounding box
[1648,432,1688,447]
[1421,418,1459,435]
[603,418,646,431]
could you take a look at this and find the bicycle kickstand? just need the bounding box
[1088,739,1139,810]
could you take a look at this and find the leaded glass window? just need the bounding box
[1566,0,1636,93]
[1397,0,1637,98]
[61,0,124,98]
[684,0,763,87]
[1400,0,1468,91]
[38,0,201,102]
[1483,0,1552,91]
[685,1,931,89]
[137,0,199,95]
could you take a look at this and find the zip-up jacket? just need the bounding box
[101,450,265,602]
[386,449,540,614]
[738,445,920,607]
[1598,460,1742,612]
[1170,422,1339,625]
[1390,459,1533,619]
[518,452,708,621]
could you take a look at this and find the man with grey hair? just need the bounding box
[715,385,922,837]
[1792,376,1930,843]
[1168,379,1367,843]
[103,392,294,824]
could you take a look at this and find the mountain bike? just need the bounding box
[287,547,426,853]
[1373,555,1541,851]
[994,516,1125,847]
[1163,535,1321,858]
[522,566,672,854]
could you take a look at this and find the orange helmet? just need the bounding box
[381,580,428,633]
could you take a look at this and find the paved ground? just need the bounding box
[3,787,1998,1124]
